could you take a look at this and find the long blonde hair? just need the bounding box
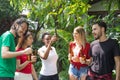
[74,26,86,48]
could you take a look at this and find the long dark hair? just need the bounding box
[17,31,33,48]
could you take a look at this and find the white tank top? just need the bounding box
[73,44,81,56]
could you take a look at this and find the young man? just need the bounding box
[0,18,32,80]
[87,21,120,80]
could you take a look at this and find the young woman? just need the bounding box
[38,32,59,80]
[68,26,91,80]
[14,31,38,80]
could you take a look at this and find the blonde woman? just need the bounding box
[68,26,91,80]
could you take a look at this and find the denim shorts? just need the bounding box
[68,64,88,79]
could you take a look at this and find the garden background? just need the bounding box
[0,0,120,80]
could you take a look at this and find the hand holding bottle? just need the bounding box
[80,56,86,64]
[31,55,37,63]
[72,55,79,62]
[24,47,32,55]
[27,49,37,61]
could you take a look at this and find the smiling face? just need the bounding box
[92,24,103,40]
[73,30,81,41]
[43,34,51,46]
[72,26,86,44]
[15,22,28,38]
[21,31,33,47]
[25,35,33,46]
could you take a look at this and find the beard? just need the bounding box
[94,36,99,40]
[15,31,21,38]
[94,32,102,40]
[15,27,21,38]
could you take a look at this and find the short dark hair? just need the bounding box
[93,21,107,32]
[41,32,50,39]
[11,17,29,35]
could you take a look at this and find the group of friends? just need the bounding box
[0,17,120,80]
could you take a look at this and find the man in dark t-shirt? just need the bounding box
[87,21,120,80]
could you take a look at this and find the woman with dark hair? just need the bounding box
[14,31,38,80]
[38,32,59,80]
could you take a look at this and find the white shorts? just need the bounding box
[14,72,33,80]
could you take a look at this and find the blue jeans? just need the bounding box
[68,64,88,79]
[39,74,59,80]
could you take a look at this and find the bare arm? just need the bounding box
[31,64,38,80]
[114,56,120,80]
[1,46,32,58]
[16,59,30,71]
[16,55,37,71]
[38,35,57,60]
[38,41,52,60]
[68,53,72,61]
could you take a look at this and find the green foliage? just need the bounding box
[59,70,69,80]
[102,12,120,43]
[2,0,120,79]
[9,0,94,79]
[10,0,33,13]
[104,0,120,12]
[0,0,19,35]
[89,11,120,43]
[0,0,17,19]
